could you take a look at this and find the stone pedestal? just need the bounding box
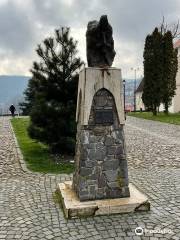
[73,67,130,201]
[57,181,150,219]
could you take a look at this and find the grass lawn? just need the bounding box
[128,112,180,125]
[11,117,74,174]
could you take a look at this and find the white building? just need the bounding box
[135,80,145,111]
[136,39,180,113]
[172,39,180,113]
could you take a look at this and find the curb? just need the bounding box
[10,118,73,179]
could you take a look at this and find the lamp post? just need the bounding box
[131,67,139,112]
[123,79,126,113]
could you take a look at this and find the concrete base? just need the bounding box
[57,181,150,219]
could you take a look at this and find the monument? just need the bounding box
[58,15,150,218]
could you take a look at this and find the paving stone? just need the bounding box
[0,116,180,239]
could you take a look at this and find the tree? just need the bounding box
[160,17,180,39]
[162,31,178,113]
[24,27,83,154]
[142,28,164,115]
[19,77,39,115]
[142,26,178,115]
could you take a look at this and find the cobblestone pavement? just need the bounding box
[0,116,180,240]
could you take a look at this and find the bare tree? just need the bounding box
[159,16,180,39]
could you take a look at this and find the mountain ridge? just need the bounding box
[0,75,30,114]
[0,75,141,114]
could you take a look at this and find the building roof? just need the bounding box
[174,39,180,49]
[135,78,144,93]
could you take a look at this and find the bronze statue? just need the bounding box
[86,15,116,67]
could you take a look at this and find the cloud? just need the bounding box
[100,0,180,39]
[0,1,35,55]
[0,0,179,78]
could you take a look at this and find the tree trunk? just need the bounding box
[164,102,169,115]
[152,107,157,116]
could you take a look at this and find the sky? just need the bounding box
[0,0,179,79]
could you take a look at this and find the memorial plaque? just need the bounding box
[95,109,113,124]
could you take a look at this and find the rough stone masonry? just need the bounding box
[73,87,130,201]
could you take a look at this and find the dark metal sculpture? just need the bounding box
[86,15,116,67]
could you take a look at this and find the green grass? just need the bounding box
[11,117,74,174]
[128,112,180,125]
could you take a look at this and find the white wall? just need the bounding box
[135,92,145,111]
[173,85,180,113]
[159,102,174,113]
[173,51,180,113]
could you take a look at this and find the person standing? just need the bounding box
[9,104,16,117]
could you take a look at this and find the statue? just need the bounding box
[86,15,116,67]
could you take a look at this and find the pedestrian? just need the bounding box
[9,104,16,117]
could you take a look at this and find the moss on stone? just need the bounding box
[79,175,89,180]
[117,174,125,188]
[53,190,63,209]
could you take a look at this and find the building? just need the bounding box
[173,39,180,113]
[135,39,180,113]
[135,79,145,111]
[124,79,141,111]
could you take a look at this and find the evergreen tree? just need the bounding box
[162,31,178,113]
[142,28,164,115]
[19,77,39,115]
[24,27,83,154]
[143,26,178,115]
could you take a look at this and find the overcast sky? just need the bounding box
[0,0,179,79]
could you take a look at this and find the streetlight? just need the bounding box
[131,67,139,112]
[123,79,126,113]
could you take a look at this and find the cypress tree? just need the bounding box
[142,28,164,115]
[142,34,153,111]
[24,27,83,154]
[162,31,178,113]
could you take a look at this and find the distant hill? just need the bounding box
[0,75,30,114]
[0,75,141,114]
